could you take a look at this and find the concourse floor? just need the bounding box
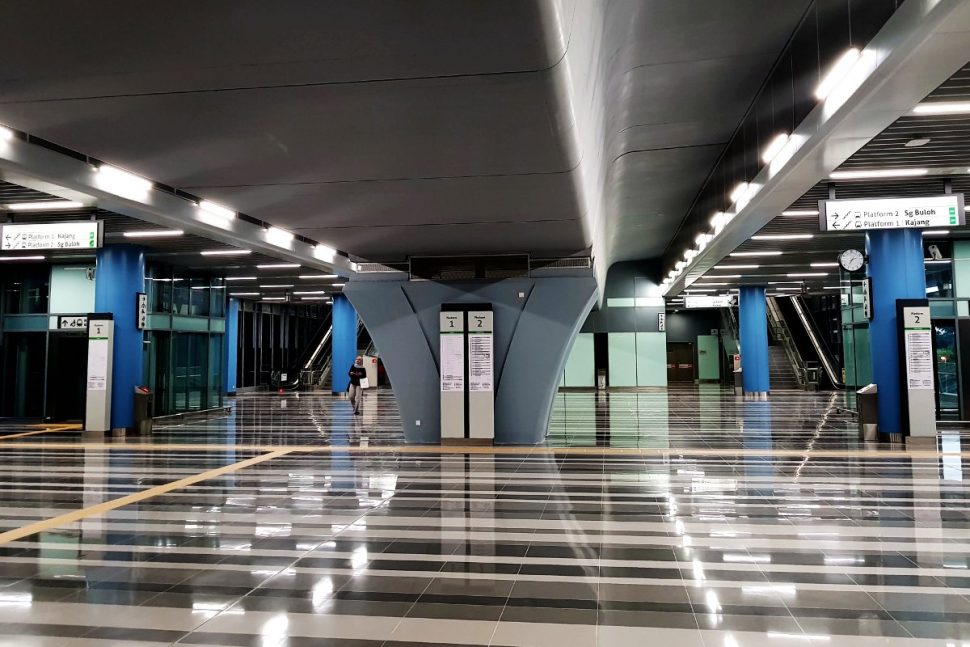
[0,387,968,646]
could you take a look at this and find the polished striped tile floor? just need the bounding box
[0,387,968,646]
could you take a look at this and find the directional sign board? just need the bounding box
[0,221,103,251]
[685,295,735,309]
[818,194,964,232]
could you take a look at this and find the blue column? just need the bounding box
[94,245,145,431]
[331,294,358,394]
[739,285,770,397]
[866,228,925,436]
[225,298,240,395]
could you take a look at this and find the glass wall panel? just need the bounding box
[0,332,47,417]
[934,321,958,414]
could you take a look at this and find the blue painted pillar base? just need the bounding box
[739,285,770,397]
[866,228,925,436]
[93,245,145,432]
[225,298,240,395]
[331,294,359,394]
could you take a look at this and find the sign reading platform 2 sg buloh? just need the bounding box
[818,194,964,232]
[0,221,103,251]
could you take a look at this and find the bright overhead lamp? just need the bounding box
[923,229,949,235]
[822,286,848,290]
[751,234,813,241]
[829,168,928,180]
[301,297,329,301]
[0,255,45,261]
[675,260,687,270]
[811,262,839,267]
[782,209,818,216]
[259,284,294,289]
[774,287,802,291]
[707,274,742,278]
[815,48,860,100]
[331,283,345,287]
[787,272,827,277]
[293,290,327,295]
[715,264,758,269]
[685,288,717,292]
[913,101,970,115]
[198,200,235,220]
[200,249,251,256]
[0,126,12,141]
[96,164,153,197]
[695,282,730,286]
[262,297,286,301]
[229,292,259,296]
[123,229,184,238]
[256,263,300,269]
[300,274,338,280]
[314,244,336,261]
[730,182,749,204]
[5,200,84,211]
[265,226,295,247]
[225,276,257,281]
[730,251,783,257]
[761,133,790,164]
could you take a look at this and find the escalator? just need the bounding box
[768,296,842,390]
[270,311,332,391]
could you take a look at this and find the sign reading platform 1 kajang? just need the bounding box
[818,194,964,232]
[0,221,103,251]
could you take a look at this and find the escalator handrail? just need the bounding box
[790,296,844,388]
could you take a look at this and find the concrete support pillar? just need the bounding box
[331,294,358,394]
[93,244,145,432]
[225,298,240,395]
[865,228,925,436]
[739,285,770,399]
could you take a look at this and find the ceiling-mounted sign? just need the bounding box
[0,221,103,251]
[818,194,964,232]
[685,295,735,309]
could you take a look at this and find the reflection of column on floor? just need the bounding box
[911,452,946,572]
[697,384,721,450]
[81,446,106,542]
[741,401,774,478]
[442,455,496,577]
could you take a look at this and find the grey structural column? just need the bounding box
[344,275,596,444]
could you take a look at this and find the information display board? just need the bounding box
[898,302,936,439]
[467,310,494,440]
[136,293,148,330]
[0,221,103,251]
[85,316,114,432]
[439,311,465,439]
[819,194,964,232]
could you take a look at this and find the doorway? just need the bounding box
[667,342,694,382]
[44,332,88,422]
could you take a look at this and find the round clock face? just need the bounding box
[839,248,865,272]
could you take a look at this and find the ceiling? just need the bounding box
[0,182,344,302]
[0,0,809,275]
[682,62,970,300]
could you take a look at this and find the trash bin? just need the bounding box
[857,384,878,441]
[133,386,154,435]
[733,369,742,395]
[596,369,607,391]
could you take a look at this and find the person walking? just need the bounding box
[347,356,367,416]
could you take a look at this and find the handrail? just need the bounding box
[790,295,844,388]
[766,297,814,390]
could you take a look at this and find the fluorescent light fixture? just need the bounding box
[225,276,257,281]
[675,260,687,270]
[123,229,184,238]
[293,290,327,295]
[200,249,251,256]
[923,229,949,236]
[684,249,698,261]
[5,200,84,211]
[830,168,928,180]
[262,297,286,301]
[256,263,300,269]
[198,200,235,220]
[715,264,758,269]
[301,297,329,301]
[230,292,260,296]
[0,255,45,261]
[259,284,294,289]
[751,234,813,241]
[265,226,295,247]
[815,48,860,99]
[774,287,801,291]
[300,274,338,280]
[97,164,152,197]
[0,126,12,141]
[913,101,970,115]
[811,262,839,267]
[730,251,783,257]
[695,282,729,286]
[730,182,749,204]
[685,288,717,292]
[761,133,789,164]
[314,244,336,261]
[822,286,848,290]
[190,286,210,290]
[787,272,827,277]
[782,209,818,216]
[926,286,940,294]
[707,274,742,278]
[331,283,345,287]
[925,259,950,264]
